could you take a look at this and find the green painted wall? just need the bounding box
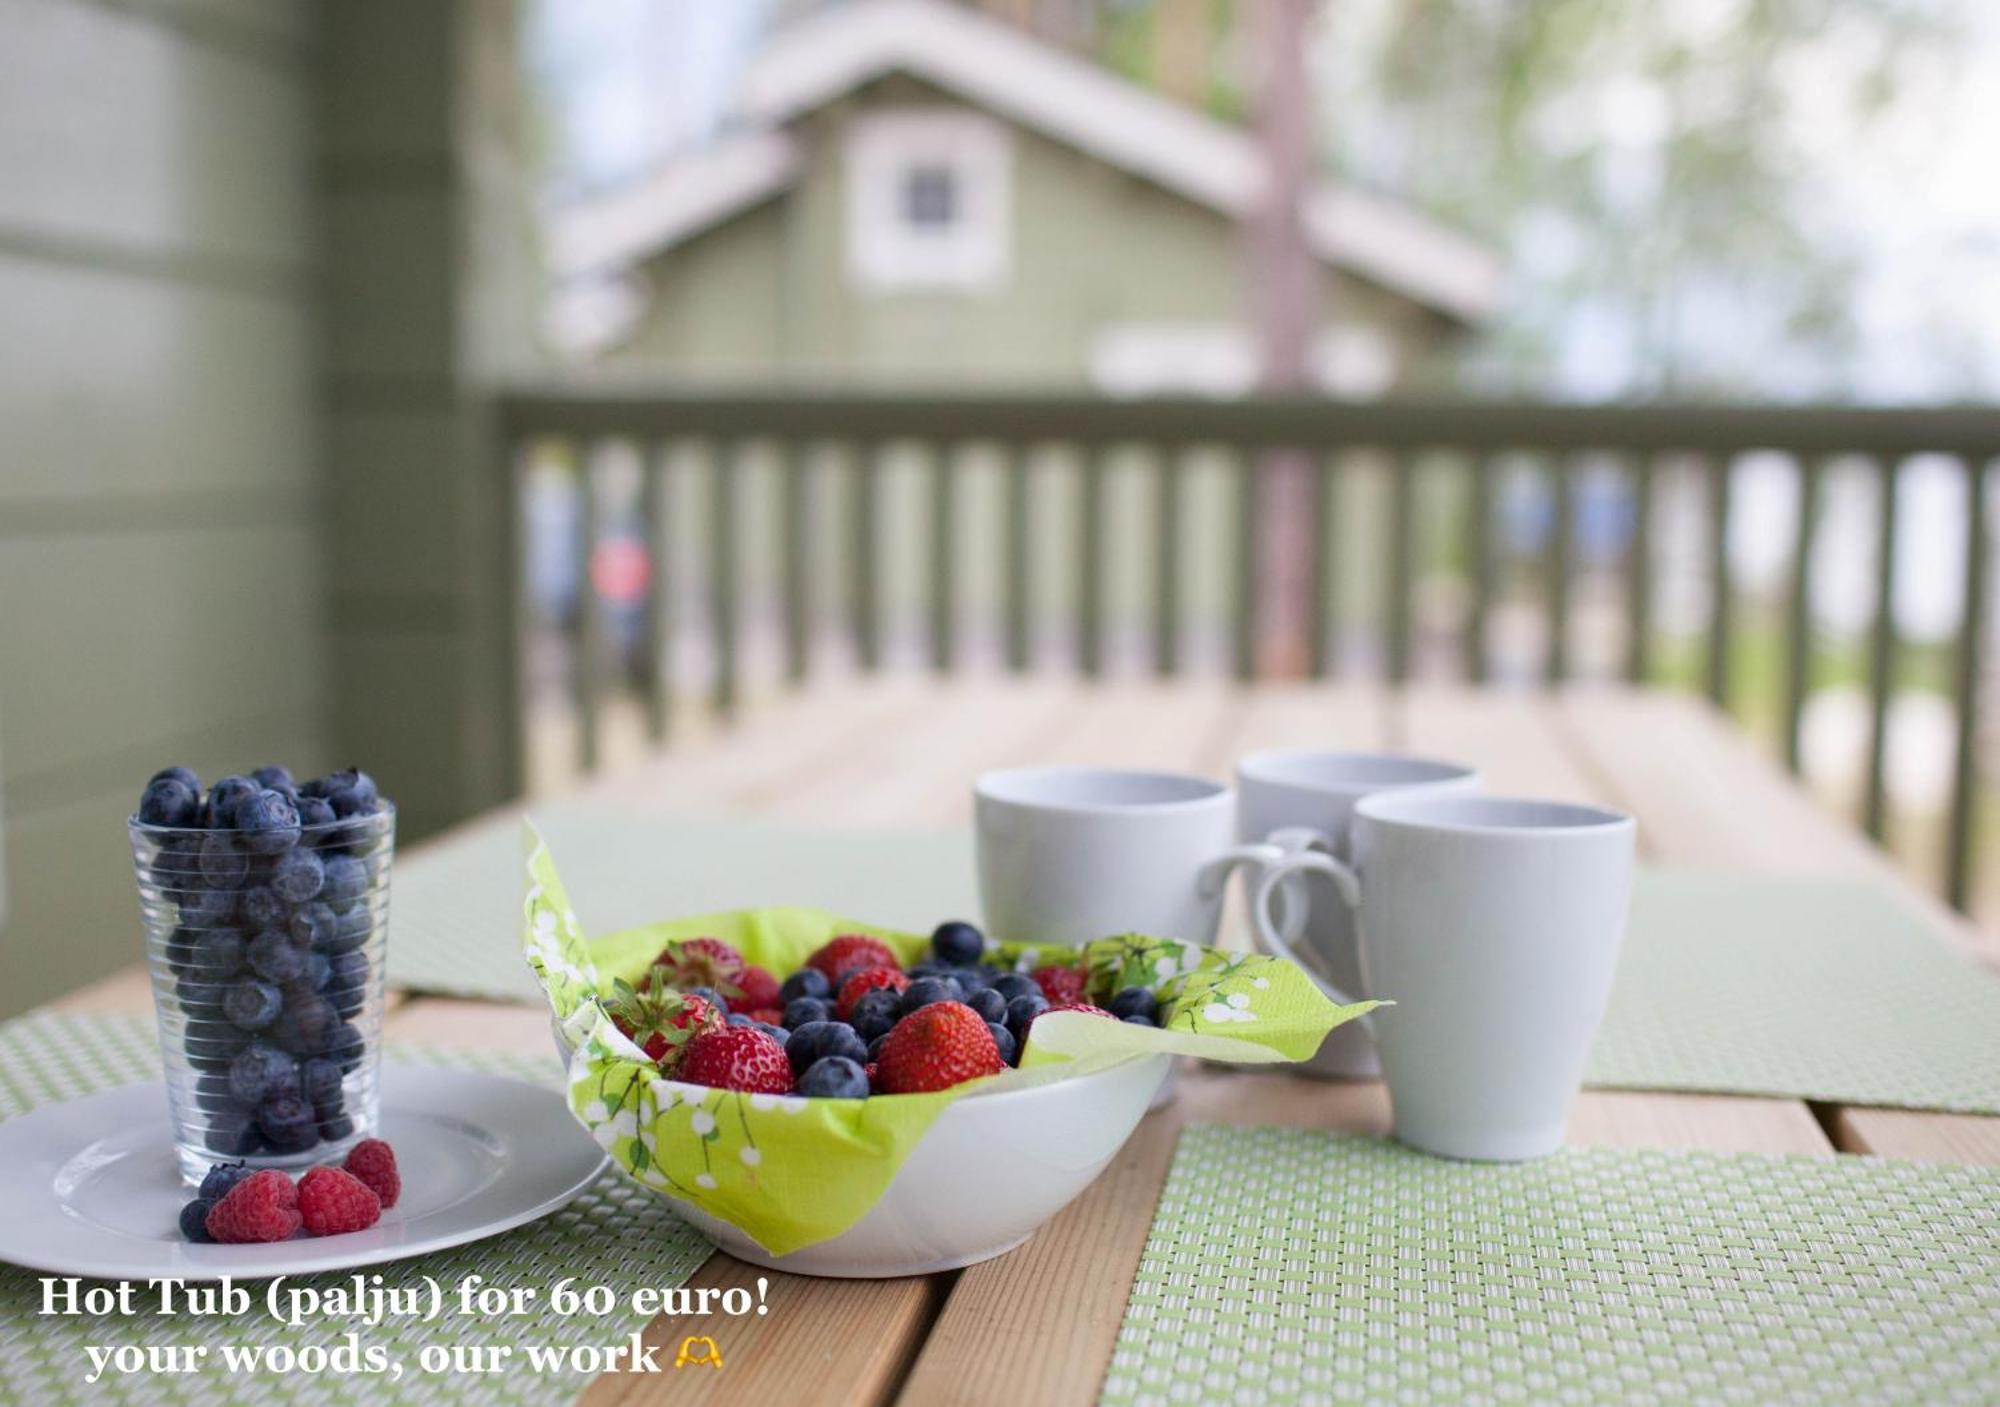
[0,0,328,1015]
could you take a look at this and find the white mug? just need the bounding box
[1253,793,1636,1161]
[1237,750,1481,1078]
[974,766,1290,948]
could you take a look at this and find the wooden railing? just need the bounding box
[494,388,1997,913]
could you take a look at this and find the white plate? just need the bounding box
[0,1065,607,1281]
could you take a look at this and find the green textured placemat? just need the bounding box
[0,1011,712,1407]
[1103,1125,2000,1406]
[1584,867,2000,1113]
[387,803,976,1002]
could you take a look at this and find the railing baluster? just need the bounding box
[1005,445,1031,672]
[1626,454,1655,684]
[853,446,882,671]
[929,444,956,673]
[640,443,673,741]
[1946,459,1991,910]
[1465,455,1493,684]
[1706,455,1734,707]
[1234,453,1257,682]
[1309,454,1335,678]
[1783,455,1825,775]
[710,442,741,717]
[1154,447,1183,677]
[496,419,527,800]
[1864,456,1902,841]
[1385,453,1414,685]
[781,441,810,685]
[1546,455,1572,686]
[1079,447,1107,677]
[574,440,603,773]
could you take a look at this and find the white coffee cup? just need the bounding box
[1237,750,1481,1078]
[1252,793,1636,1161]
[974,766,1290,948]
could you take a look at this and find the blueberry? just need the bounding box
[906,962,942,980]
[197,1161,250,1201]
[270,847,324,903]
[300,1056,342,1106]
[327,1022,365,1071]
[222,980,283,1031]
[779,969,831,1004]
[203,1110,262,1157]
[930,920,985,967]
[292,951,332,994]
[251,765,294,793]
[238,789,301,854]
[139,777,202,828]
[967,987,1008,1024]
[188,929,245,982]
[321,855,367,908]
[948,966,991,994]
[193,1071,240,1113]
[1004,992,1049,1026]
[236,885,284,931]
[797,1056,870,1098]
[198,833,250,890]
[149,766,201,794]
[179,1199,217,1242]
[204,776,259,829]
[272,993,336,1055]
[247,930,306,983]
[326,906,373,955]
[288,902,336,949]
[227,1043,296,1106]
[148,832,204,885]
[1107,987,1159,1024]
[317,1110,355,1141]
[322,768,379,806]
[866,1032,888,1062]
[990,972,1038,1002]
[326,950,368,1017]
[1122,1013,1155,1027]
[182,1022,251,1073]
[296,795,336,832]
[256,1092,318,1152]
[785,1020,869,1077]
[755,1022,791,1044]
[900,977,962,1016]
[988,1021,1018,1065]
[782,996,831,1029]
[178,886,237,930]
[725,1012,755,1028]
[847,989,902,1043]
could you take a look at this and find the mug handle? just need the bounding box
[1250,845,1371,1019]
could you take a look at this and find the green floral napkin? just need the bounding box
[520,823,1374,1257]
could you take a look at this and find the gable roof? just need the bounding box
[551,0,1503,323]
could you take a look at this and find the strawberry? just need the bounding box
[875,1001,1006,1094]
[806,934,901,983]
[607,982,723,1071]
[205,1169,301,1243]
[740,1007,786,1026]
[1032,964,1089,1006]
[1043,1001,1114,1019]
[640,937,748,1000]
[835,966,910,1020]
[677,1026,794,1094]
[728,965,781,1015]
[343,1138,401,1208]
[297,1166,382,1236]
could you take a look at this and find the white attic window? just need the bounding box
[844,109,1012,292]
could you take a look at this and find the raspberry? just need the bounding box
[1032,964,1088,1006]
[678,1026,794,1093]
[298,1166,382,1236]
[728,965,782,1014]
[204,1169,301,1243]
[805,934,901,982]
[876,1001,1006,1094]
[343,1137,401,1208]
[835,966,910,1020]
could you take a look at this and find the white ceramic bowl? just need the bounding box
[554,1021,1168,1277]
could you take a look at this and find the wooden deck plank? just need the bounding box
[1826,1108,2000,1165]
[1396,684,1605,805]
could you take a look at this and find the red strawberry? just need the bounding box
[640,937,748,999]
[806,934,900,982]
[1032,964,1088,1006]
[298,1166,382,1236]
[728,965,781,1015]
[343,1138,401,1208]
[205,1169,301,1243]
[1043,1001,1114,1019]
[741,1007,785,1026]
[608,983,723,1070]
[865,1062,881,1092]
[677,1026,794,1094]
[875,1001,1006,1094]
[835,966,910,1019]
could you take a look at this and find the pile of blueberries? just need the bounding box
[134,764,391,1159]
[709,921,1161,1100]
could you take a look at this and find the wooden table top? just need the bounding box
[48,680,2000,1406]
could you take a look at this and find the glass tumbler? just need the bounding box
[129,806,394,1184]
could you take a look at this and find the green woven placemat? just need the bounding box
[1103,1125,2000,1406]
[0,1010,711,1407]
[1585,867,2000,1113]
[387,803,976,1002]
